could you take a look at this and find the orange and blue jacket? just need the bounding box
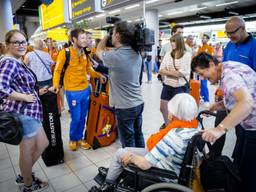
[53,46,101,91]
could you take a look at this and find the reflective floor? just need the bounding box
[0,74,235,192]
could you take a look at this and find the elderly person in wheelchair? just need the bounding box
[90,93,199,192]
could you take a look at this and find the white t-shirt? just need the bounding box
[160,51,191,87]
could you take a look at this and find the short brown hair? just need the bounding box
[70,28,85,43]
[5,29,27,45]
[114,21,135,45]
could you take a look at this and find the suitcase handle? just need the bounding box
[94,79,103,97]
[93,77,109,97]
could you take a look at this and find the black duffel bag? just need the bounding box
[200,155,241,192]
[0,111,23,145]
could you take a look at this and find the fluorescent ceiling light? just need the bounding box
[125,4,140,10]
[127,20,132,23]
[158,14,163,17]
[146,0,159,4]
[200,15,212,19]
[167,11,183,16]
[216,1,239,7]
[95,13,106,18]
[190,7,207,12]
[135,18,142,22]
[109,9,121,14]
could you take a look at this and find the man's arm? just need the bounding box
[96,36,109,61]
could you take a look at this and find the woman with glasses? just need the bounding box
[191,52,256,192]
[0,30,49,192]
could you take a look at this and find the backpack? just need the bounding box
[59,48,70,86]
[200,155,241,192]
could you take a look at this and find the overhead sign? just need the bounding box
[101,0,140,10]
[71,0,102,20]
[39,0,70,30]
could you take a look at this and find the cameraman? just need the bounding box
[96,21,145,148]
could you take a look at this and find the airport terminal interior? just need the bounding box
[0,0,256,192]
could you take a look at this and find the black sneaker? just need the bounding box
[23,179,48,192]
[98,167,108,177]
[15,172,35,186]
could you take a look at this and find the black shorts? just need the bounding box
[160,83,188,101]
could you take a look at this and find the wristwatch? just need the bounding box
[218,123,228,133]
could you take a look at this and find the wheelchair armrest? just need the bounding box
[125,163,178,181]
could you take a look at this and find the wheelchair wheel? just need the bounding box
[141,182,193,192]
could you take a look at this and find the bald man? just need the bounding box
[223,16,256,70]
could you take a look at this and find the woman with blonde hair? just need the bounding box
[159,34,192,128]
[0,30,49,192]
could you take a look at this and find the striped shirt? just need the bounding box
[0,57,42,121]
[145,127,199,176]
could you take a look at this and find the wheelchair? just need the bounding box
[92,111,216,192]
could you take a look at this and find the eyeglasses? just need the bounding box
[9,41,27,47]
[225,26,242,36]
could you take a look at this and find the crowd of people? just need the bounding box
[0,15,255,192]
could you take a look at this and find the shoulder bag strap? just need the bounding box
[33,51,52,74]
[172,56,189,85]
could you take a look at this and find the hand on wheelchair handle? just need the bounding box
[201,127,225,143]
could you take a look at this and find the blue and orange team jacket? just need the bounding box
[53,46,101,91]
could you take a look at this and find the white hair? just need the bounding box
[168,93,198,121]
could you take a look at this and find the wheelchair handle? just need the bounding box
[197,110,217,130]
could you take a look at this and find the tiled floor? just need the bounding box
[0,74,236,192]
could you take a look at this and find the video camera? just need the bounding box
[105,16,155,52]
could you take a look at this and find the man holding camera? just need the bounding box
[96,21,145,148]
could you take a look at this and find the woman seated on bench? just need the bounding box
[90,93,199,192]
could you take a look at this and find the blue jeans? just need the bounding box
[200,79,209,102]
[144,61,152,82]
[15,113,42,139]
[115,103,145,148]
[65,87,91,141]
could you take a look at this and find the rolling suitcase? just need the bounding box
[40,92,64,166]
[85,79,116,149]
[189,80,200,106]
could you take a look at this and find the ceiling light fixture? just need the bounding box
[125,4,140,10]
[228,11,239,15]
[216,1,239,7]
[158,14,163,17]
[190,7,207,12]
[95,13,106,18]
[199,15,212,19]
[167,11,183,16]
[109,9,121,14]
[146,0,159,4]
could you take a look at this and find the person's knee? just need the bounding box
[116,148,128,160]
